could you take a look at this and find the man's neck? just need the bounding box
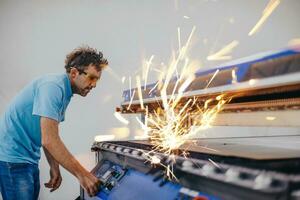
[67,73,79,95]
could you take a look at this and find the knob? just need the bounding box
[131,150,140,156]
[182,160,194,170]
[123,148,130,153]
[116,147,123,152]
[254,173,272,189]
[109,145,115,150]
[225,168,240,182]
[202,164,215,176]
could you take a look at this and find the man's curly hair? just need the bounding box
[65,46,108,73]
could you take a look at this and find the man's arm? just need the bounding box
[41,116,100,196]
[44,147,59,168]
[43,147,62,192]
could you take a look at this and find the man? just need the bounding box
[0,46,108,199]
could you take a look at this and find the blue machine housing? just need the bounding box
[122,47,300,103]
[82,160,220,200]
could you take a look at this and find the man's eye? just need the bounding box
[88,76,98,82]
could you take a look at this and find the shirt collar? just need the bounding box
[64,73,73,98]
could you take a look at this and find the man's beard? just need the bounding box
[71,85,91,96]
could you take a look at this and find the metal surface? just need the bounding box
[130,136,300,160]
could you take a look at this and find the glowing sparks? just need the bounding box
[114,112,129,125]
[231,69,238,84]
[249,79,257,85]
[134,135,149,140]
[148,81,160,95]
[199,98,228,129]
[266,116,276,121]
[136,116,148,131]
[129,76,132,97]
[138,26,228,156]
[288,38,300,47]
[144,55,155,90]
[121,76,126,83]
[127,90,136,111]
[129,26,231,181]
[208,159,221,169]
[207,40,239,61]
[205,69,219,89]
[177,27,181,50]
[248,0,280,36]
[94,134,115,142]
[109,127,130,139]
[178,75,195,94]
[136,75,145,110]
[151,155,161,164]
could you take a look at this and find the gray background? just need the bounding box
[0,0,299,199]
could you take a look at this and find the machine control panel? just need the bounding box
[82,160,220,200]
[92,161,127,195]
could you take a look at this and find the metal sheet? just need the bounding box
[130,136,300,160]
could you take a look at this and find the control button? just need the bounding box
[116,147,123,152]
[225,168,240,182]
[202,164,215,176]
[106,182,114,191]
[111,171,120,178]
[254,173,272,189]
[123,148,130,153]
[109,145,116,150]
[182,160,194,170]
[131,150,140,156]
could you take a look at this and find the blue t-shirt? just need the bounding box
[0,74,73,164]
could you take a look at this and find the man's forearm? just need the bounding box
[41,117,88,178]
[43,146,59,169]
[44,136,86,178]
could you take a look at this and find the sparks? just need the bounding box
[231,69,237,84]
[94,134,115,142]
[248,0,280,36]
[136,75,145,110]
[127,90,136,111]
[177,27,181,50]
[148,81,160,95]
[132,26,232,181]
[207,40,239,61]
[266,116,276,121]
[114,111,129,125]
[129,76,132,97]
[205,69,219,89]
[121,76,126,83]
[144,55,155,90]
[151,155,161,164]
[208,158,221,169]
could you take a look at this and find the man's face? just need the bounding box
[72,64,102,97]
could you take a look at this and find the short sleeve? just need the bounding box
[32,83,63,122]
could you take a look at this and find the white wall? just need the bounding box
[0,0,299,199]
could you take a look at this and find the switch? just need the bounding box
[107,181,115,191]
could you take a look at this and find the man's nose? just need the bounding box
[91,81,97,88]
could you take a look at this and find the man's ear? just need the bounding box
[69,68,78,79]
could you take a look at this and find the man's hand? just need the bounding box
[78,172,101,197]
[44,166,62,192]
